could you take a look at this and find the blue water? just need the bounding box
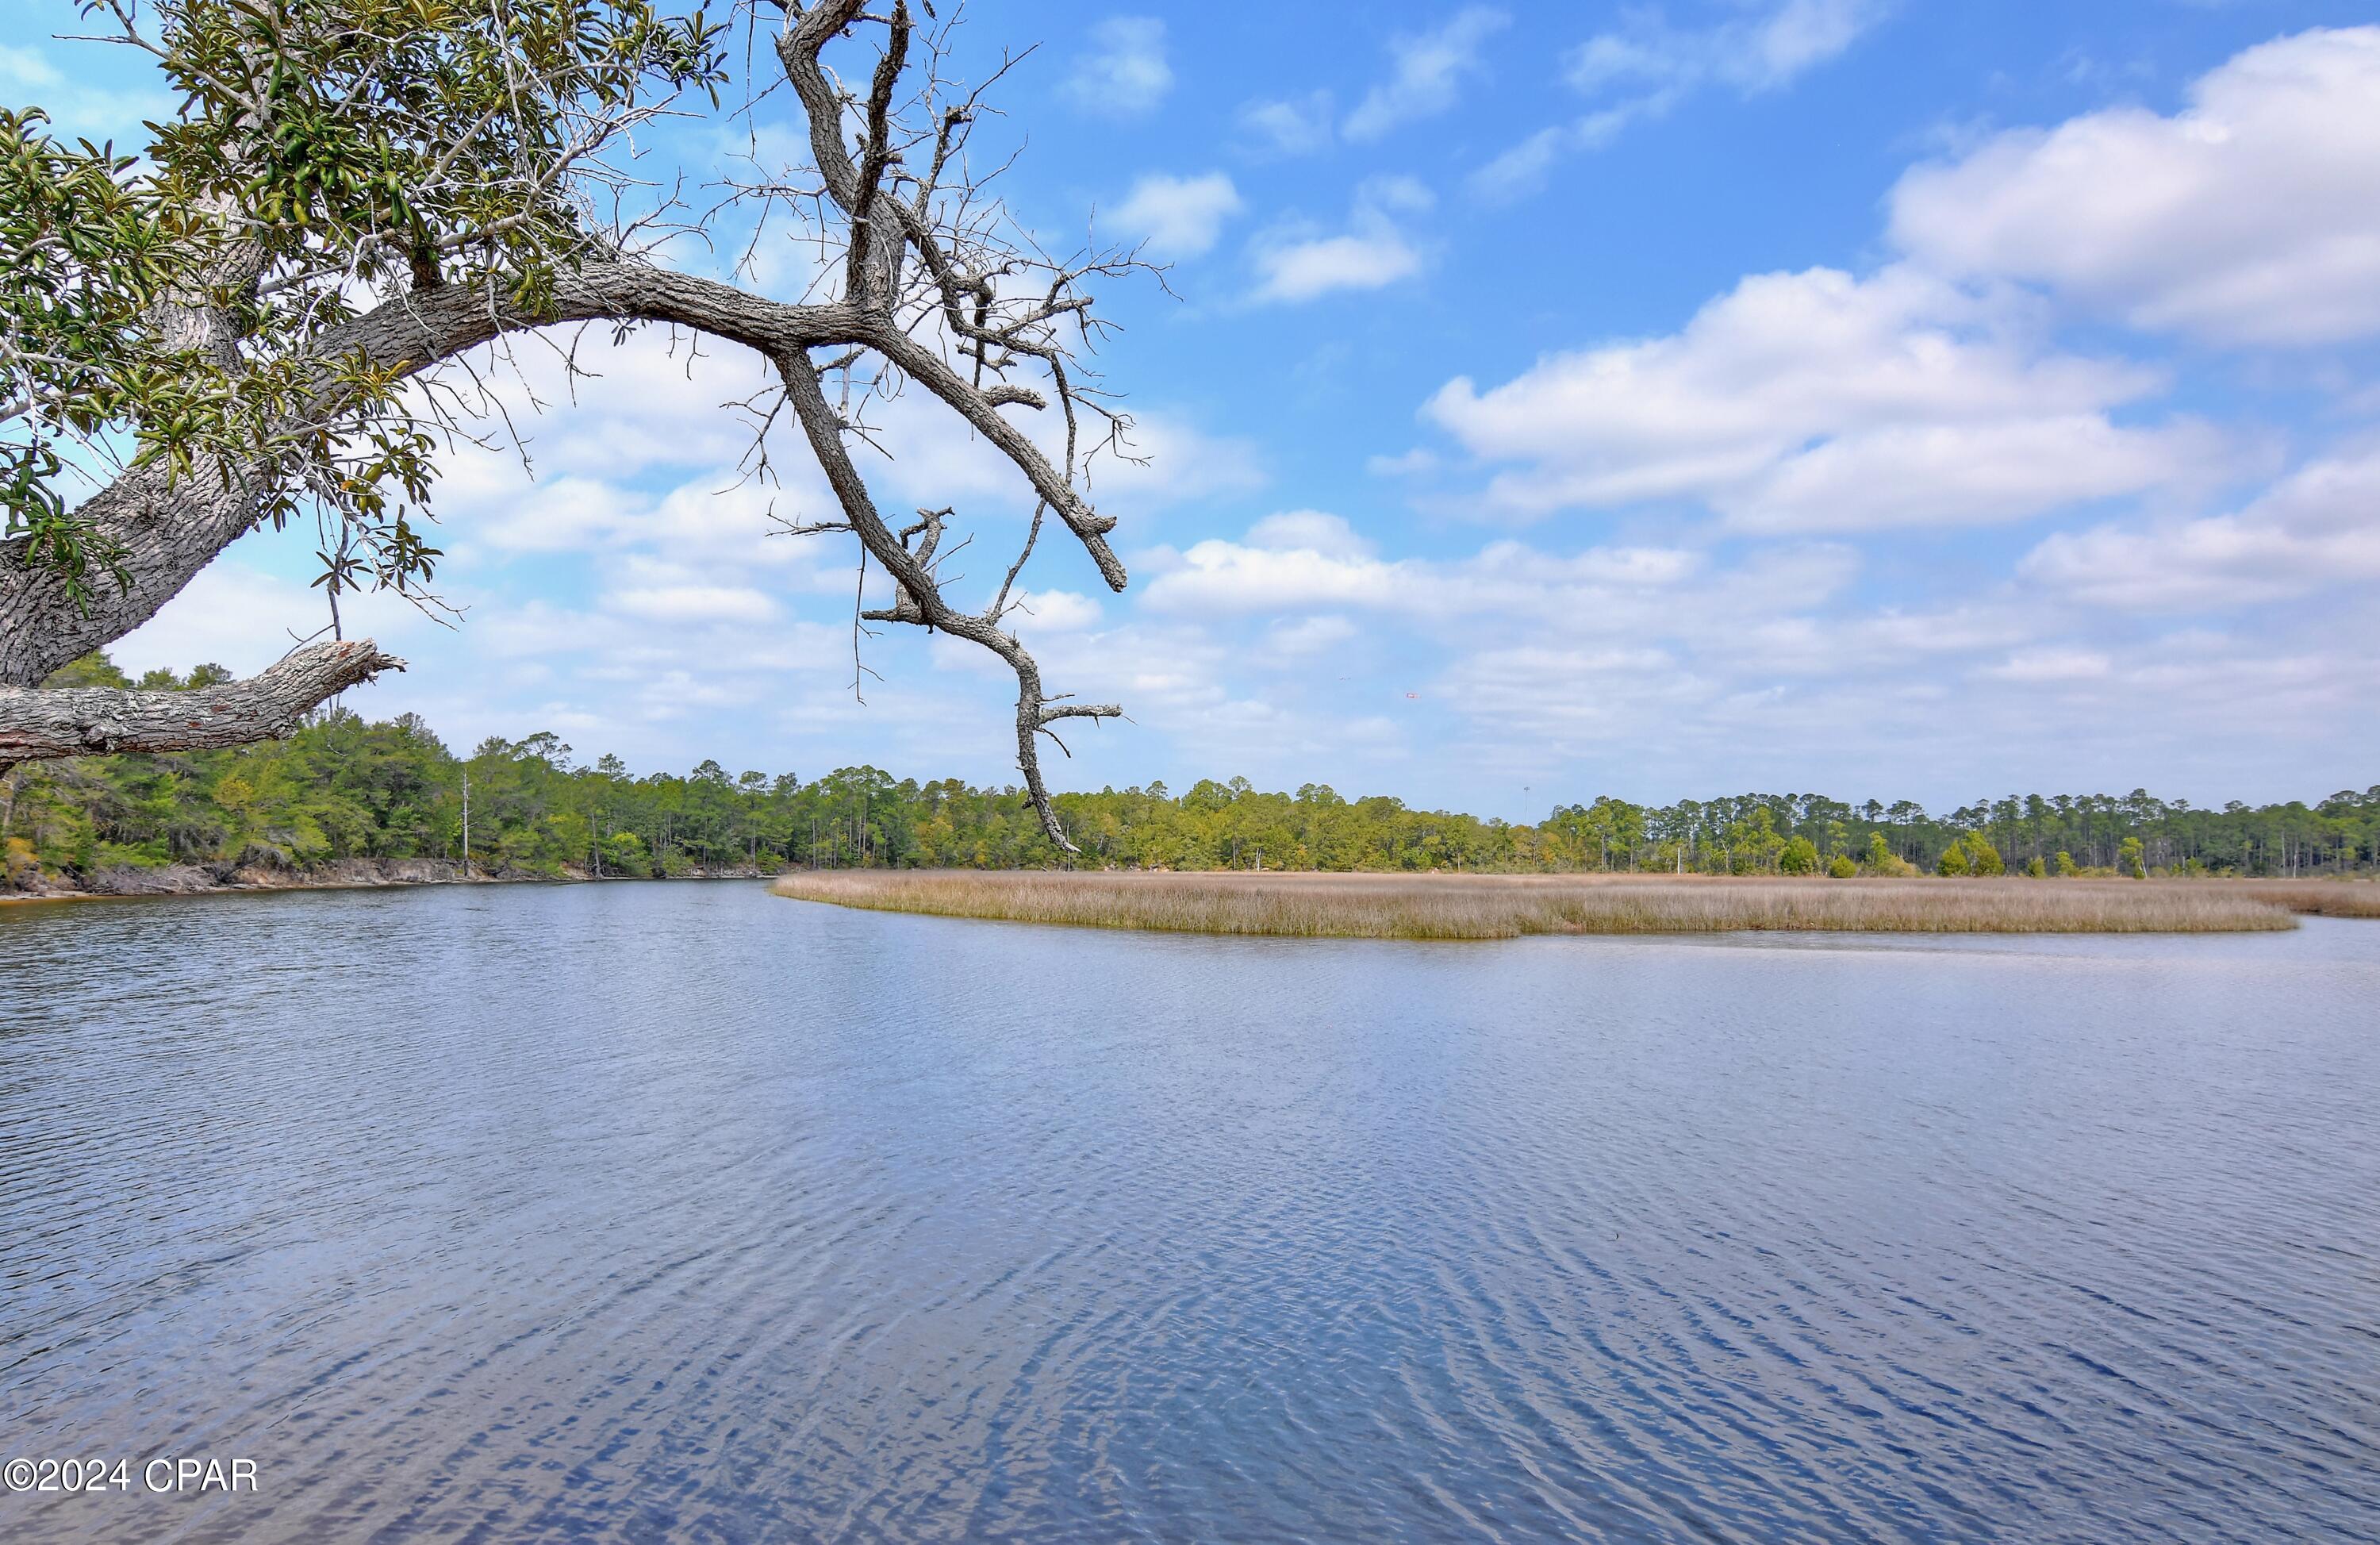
[2,882,2376,1541]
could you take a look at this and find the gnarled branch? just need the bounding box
[0,0,1144,849]
[0,640,401,760]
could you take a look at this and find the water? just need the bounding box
[2,883,2375,1543]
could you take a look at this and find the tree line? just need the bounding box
[5,656,2373,890]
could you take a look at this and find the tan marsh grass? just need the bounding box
[2228,880,2380,918]
[771,870,2307,940]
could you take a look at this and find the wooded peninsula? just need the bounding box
[6,655,2371,897]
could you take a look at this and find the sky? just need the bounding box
[10,1,2380,817]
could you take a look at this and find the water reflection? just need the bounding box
[2,885,2375,1541]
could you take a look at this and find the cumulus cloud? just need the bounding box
[1111,171,1244,258]
[1979,648,2113,684]
[1251,177,1432,304]
[112,562,430,678]
[1008,590,1104,632]
[1344,7,1510,142]
[1890,26,2380,345]
[1143,513,1715,623]
[2020,449,2380,611]
[1259,615,1360,661]
[1730,414,2237,533]
[604,584,780,626]
[1063,17,1173,118]
[1422,264,2232,527]
[423,331,775,490]
[1242,509,1378,559]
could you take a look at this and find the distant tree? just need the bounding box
[2119,836,2146,878]
[2025,855,2048,878]
[1826,853,1857,879]
[1964,831,2006,876]
[2055,850,2079,877]
[1937,840,1972,878]
[1779,835,1821,874]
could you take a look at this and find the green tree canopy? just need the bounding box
[0,1,1145,851]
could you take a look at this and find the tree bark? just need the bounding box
[0,639,401,759]
[0,1,1130,851]
[0,267,869,693]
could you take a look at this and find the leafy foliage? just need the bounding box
[7,656,2378,890]
[4,1,726,607]
[0,106,201,606]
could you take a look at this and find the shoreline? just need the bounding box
[771,870,2380,940]
[3,859,777,906]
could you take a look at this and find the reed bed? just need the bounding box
[2228,880,2380,918]
[772,870,2308,940]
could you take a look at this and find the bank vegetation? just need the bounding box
[10,660,2375,905]
[770,871,2370,940]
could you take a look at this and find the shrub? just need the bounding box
[2056,850,2079,877]
[1938,841,1972,877]
[1827,854,1857,878]
[2026,855,2048,878]
[1779,835,1821,874]
[1964,832,2006,876]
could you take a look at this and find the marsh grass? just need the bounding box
[771,870,2315,939]
[2232,880,2380,918]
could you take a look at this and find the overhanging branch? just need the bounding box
[0,640,402,759]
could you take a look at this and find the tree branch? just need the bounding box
[0,640,401,759]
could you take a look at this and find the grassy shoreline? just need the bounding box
[2,862,774,906]
[770,871,2374,940]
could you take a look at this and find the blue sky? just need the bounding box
[10,1,2379,817]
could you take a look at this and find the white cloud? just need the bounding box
[1479,1,1888,197]
[1344,7,1511,142]
[1891,26,2380,345]
[2020,449,2380,611]
[1422,264,2228,527]
[1112,171,1244,258]
[0,41,177,145]
[467,475,650,554]
[1367,448,1441,477]
[1149,539,1404,615]
[1979,648,2113,684]
[424,330,774,490]
[1251,178,1432,304]
[1009,590,1104,632]
[1252,231,1420,303]
[1243,509,1378,559]
[1728,414,2237,533]
[1260,615,1359,660]
[1471,101,1667,202]
[0,44,60,90]
[1063,17,1173,119]
[1143,513,1716,623]
[1569,0,1891,97]
[1238,91,1334,157]
[604,585,780,626]
[110,561,429,678]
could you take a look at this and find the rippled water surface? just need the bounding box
[3,882,2377,1542]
